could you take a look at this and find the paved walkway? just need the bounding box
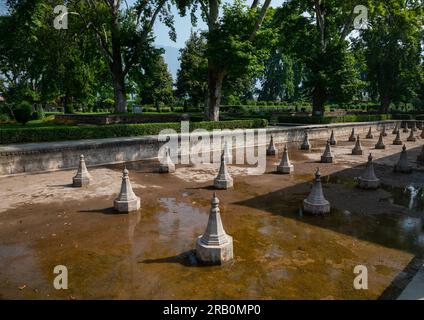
[397,263,424,300]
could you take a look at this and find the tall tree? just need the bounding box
[175,28,264,109]
[133,53,174,109]
[0,0,109,112]
[175,31,208,108]
[358,0,423,112]
[68,0,176,113]
[178,0,273,121]
[274,0,363,115]
[258,49,296,101]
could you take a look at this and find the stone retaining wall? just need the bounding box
[0,121,398,176]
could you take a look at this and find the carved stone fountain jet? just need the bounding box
[300,131,311,150]
[73,154,91,187]
[407,129,416,142]
[329,130,337,145]
[348,128,356,142]
[321,140,334,163]
[392,122,399,135]
[159,147,176,173]
[411,121,418,132]
[381,124,387,137]
[303,168,330,215]
[374,132,386,149]
[365,126,373,139]
[393,131,402,145]
[266,135,276,156]
[196,192,233,265]
[403,122,409,133]
[394,145,412,174]
[214,152,233,189]
[352,135,363,155]
[358,153,380,189]
[277,145,294,174]
[114,167,141,213]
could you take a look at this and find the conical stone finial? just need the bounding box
[358,153,380,189]
[393,131,402,145]
[348,128,356,142]
[412,121,417,132]
[352,135,363,155]
[381,124,387,137]
[375,132,386,149]
[159,147,176,173]
[214,152,233,189]
[114,167,141,212]
[407,129,416,142]
[366,126,374,139]
[303,168,330,215]
[321,140,334,163]
[266,135,276,156]
[196,192,233,265]
[277,145,294,174]
[417,145,424,163]
[403,122,409,133]
[329,130,337,145]
[300,131,311,150]
[394,145,412,173]
[392,122,399,135]
[73,154,91,187]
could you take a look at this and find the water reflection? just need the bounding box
[386,185,424,212]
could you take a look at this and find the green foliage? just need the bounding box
[134,54,174,107]
[258,50,297,101]
[357,0,423,112]
[13,101,33,125]
[31,106,45,120]
[0,119,268,144]
[176,32,208,107]
[274,0,364,114]
[278,114,393,124]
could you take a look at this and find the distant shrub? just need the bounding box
[14,101,33,125]
[160,107,171,113]
[31,106,45,120]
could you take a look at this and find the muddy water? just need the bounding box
[1,141,424,300]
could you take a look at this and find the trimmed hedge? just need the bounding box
[278,114,393,124]
[0,119,268,145]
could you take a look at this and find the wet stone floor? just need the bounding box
[1,130,424,299]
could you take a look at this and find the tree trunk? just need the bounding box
[110,6,127,114]
[207,64,225,121]
[380,93,391,114]
[112,70,127,113]
[312,84,325,116]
